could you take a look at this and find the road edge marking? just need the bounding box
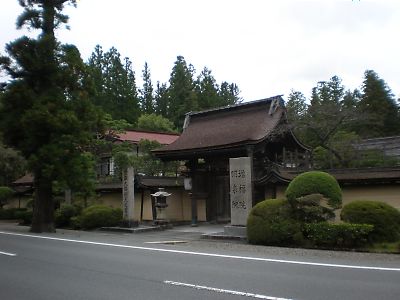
[164,280,292,300]
[0,250,17,257]
[1,230,399,272]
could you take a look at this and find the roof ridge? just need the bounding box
[186,95,284,117]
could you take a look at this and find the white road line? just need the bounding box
[164,280,292,300]
[145,240,188,244]
[0,231,399,272]
[0,251,17,257]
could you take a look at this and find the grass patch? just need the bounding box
[365,241,400,254]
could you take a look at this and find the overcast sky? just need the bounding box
[1,0,399,102]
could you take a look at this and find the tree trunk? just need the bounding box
[30,171,55,233]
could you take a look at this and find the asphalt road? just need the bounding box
[1,224,400,300]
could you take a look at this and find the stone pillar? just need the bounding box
[122,166,137,227]
[229,156,252,226]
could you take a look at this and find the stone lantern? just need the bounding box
[151,188,171,225]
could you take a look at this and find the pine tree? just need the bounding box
[218,82,242,106]
[139,62,154,114]
[195,67,220,110]
[168,56,198,129]
[357,70,400,137]
[0,0,104,232]
[154,81,169,118]
[87,46,140,124]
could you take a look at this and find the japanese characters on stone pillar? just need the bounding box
[122,166,135,226]
[229,157,252,226]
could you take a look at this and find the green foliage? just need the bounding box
[0,143,27,186]
[247,199,303,246]
[0,208,27,220]
[0,1,105,232]
[87,45,140,124]
[357,70,400,138]
[195,67,221,110]
[341,201,400,242]
[55,203,78,228]
[75,204,122,230]
[313,131,361,169]
[168,56,198,129]
[290,193,335,222]
[303,222,373,248]
[112,139,177,176]
[15,210,33,225]
[313,131,399,169]
[355,149,400,168]
[139,62,154,114]
[137,113,176,133]
[154,82,169,117]
[0,186,14,208]
[285,171,342,210]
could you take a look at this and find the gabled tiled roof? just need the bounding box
[154,96,288,158]
[116,130,179,145]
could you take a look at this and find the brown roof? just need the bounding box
[12,173,34,186]
[154,96,287,158]
[116,130,179,145]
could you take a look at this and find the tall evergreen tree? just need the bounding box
[154,81,169,118]
[286,90,308,140]
[357,70,400,137]
[218,81,242,106]
[195,67,220,110]
[87,45,106,108]
[87,46,140,124]
[0,0,104,232]
[168,56,198,129]
[139,62,154,114]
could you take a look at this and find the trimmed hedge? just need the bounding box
[0,208,27,220]
[285,171,342,209]
[341,201,400,242]
[74,205,122,230]
[15,210,33,225]
[55,204,78,228]
[303,222,373,248]
[247,199,303,246]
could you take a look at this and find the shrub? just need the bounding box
[0,208,27,219]
[290,193,336,223]
[0,186,14,208]
[341,201,400,242]
[15,210,33,225]
[247,199,302,246]
[285,171,342,209]
[77,205,123,230]
[55,204,78,228]
[303,222,373,248]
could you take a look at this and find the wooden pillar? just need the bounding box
[189,159,198,226]
[282,147,286,167]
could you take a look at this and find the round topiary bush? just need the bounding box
[247,199,302,246]
[78,205,123,230]
[285,171,342,209]
[341,200,400,242]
